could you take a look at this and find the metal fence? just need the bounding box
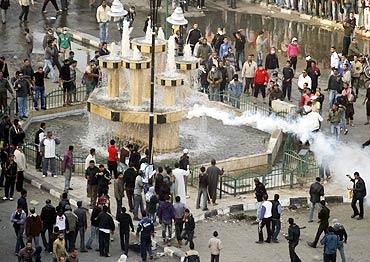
[2,86,87,119]
[23,142,105,176]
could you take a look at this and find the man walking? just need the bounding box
[136,211,154,261]
[320,226,339,262]
[254,178,267,224]
[308,177,324,222]
[196,166,208,211]
[133,170,144,220]
[206,159,223,206]
[174,196,186,247]
[62,145,74,191]
[85,160,99,207]
[123,163,137,212]
[33,67,46,110]
[285,217,301,262]
[24,28,33,61]
[233,30,246,71]
[14,144,26,192]
[308,200,330,248]
[10,206,27,255]
[97,205,115,257]
[86,203,102,250]
[0,0,10,24]
[42,0,60,13]
[40,199,56,252]
[3,154,17,201]
[117,206,134,256]
[58,28,72,61]
[253,64,269,103]
[271,194,283,243]
[158,195,175,245]
[64,204,78,252]
[256,194,272,244]
[18,0,33,22]
[41,131,60,178]
[332,219,348,261]
[282,60,294,101]
[347,172,367,219]
[208,231,222,262]
[74,201,88,252]
[96,0,110,43]
[25,207,42,247]
[186,23,202,55]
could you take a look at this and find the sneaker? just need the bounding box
[42,175,46,178]
[2,196,8,200]
[9,197,14,201]
[255,241,263,244]
[53,175,57,178]
[344,129,349,135]
[42,10,47,13]
[68,188,73,190]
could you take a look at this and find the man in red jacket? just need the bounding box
[254,64,269,103]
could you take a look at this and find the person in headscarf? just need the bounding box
[145,186,158,223]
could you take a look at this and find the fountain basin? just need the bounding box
[175,58,199,71]
[131,37,167,54]
[98,56,123,98]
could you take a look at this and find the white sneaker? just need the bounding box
[42,175,46,178]
[53,175,57,178]
[2,197,8,200]
[9,197,14,201]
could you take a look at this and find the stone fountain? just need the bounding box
[176,44,199,89]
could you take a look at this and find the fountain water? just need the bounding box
[176,44,199,90]
[144,20,152,43]
[131,47,143,61]
[157,27,165,40]
[121,21,131,58]
[183,44,196,61]
[164,36,178,77]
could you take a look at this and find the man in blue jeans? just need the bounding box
[10,206,27,255]
[14,72,31,119]
[41,131,60,178]
[33,66,46,110]
[96,0,110,43]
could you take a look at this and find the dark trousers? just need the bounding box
[98,230,110,256]
[140,237,152,261]
[4,176,15,198]
[175,218,184,241]
[342,36,351,57]
[324,253,336,262]
[126,188,134,211]
[244,77,254,93]
[42,0,59,11]
[14,227,25,253]
[16,171,24,192]
[211,254,220,262]
[66,230,75,252]
[19,5,30,21]
[0,164,5,186]
[282,82,292,100]
[351,196,364,217]
[35,146,42,169]
[312,222,328,246]
[290,56,297,71]
[74,227,86,251]
[181,230,194,246]
[271,218,281,241]
[289,243,301,262]
[258,217,272,242]
[197,0,205,7]
[41,224,53,251]
[119,230,130,254]
[107,161,118,179]
[352,77,360,96]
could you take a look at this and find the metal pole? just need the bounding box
[165,0,170,39]
[148,0,157,165]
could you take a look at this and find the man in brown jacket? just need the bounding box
[25,207,42,247]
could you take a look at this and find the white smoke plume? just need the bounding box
[187,104,368,192]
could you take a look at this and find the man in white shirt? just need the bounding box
[256,194,272,244]
[241,54,257,94]
[18,0,34,22]
[172,163,188,205]
[297,69,312,94]
[330,47,340,70]
[208,231,223,261]
[96,0,110,43]
[84,148,96,170]
[41,131,60,178]
[14,145,26,192]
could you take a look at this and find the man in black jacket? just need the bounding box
[254,178,267,224]
[347,172,367,220]
[325,68,342,108]
[285,217,301,262]
[123,163,137,212]
[60,59,71,106]
[117,206,134,255]
[282,60,294,101]
[186,23,202,54]
[74,201,88,252]
[0,115,11,144]
[0,71,14,112]
[9,119,25,148]
[34,122,46,171]
[97,205,115,257]
[233,30,246,71]
[308,200,330,248]
[17,189,28,216]
[308,177,324,222]
[182,209,195,247]
[14,73,31,119]
[40,199,56,252]
[97,164,111,196]
[85,160,99,207]
[265,47,279,75]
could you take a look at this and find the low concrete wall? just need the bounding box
[271,99,297,114]
[267,129,283,164]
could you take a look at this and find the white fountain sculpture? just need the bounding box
[107,0,128,17]
[164,35,178,77]
[144,19,152,43]
[157,27,165,40]
[121,21,131,58]
[108,42,121,60]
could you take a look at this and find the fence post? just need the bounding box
[234,177,237,197]
[219,176,222,199]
